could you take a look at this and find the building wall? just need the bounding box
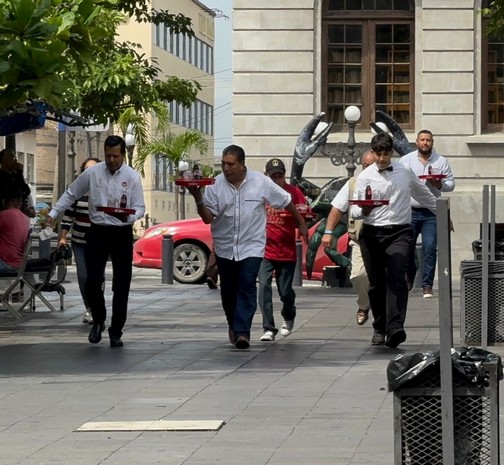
[232,0,502,275]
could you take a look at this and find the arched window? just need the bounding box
[322,0,415,130]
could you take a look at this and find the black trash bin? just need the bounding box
[388,348,502,465]
[472,239,504,261]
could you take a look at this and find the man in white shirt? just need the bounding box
[350,133,436,349]
[321,150,375,326]
[188,145,308,349]
[401,130,455,298]
[47,135,145,348]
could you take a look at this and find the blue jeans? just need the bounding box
[0,259,16,272]
[215,256,263,339]
[411,208,437,288]
[258,259,296,334]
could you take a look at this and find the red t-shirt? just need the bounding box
[0,208,30,268]
[264,183,307,262]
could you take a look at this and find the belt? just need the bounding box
[365,224,408,231]
[90,222,132,229]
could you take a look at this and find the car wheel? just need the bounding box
[173,243,208,284]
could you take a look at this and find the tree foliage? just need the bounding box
[0,0,201,125]
[134,129,209,177]
[482,1,504,36]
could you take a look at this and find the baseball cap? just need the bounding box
[265,158,286,175]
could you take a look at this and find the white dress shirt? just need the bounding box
[49,162,145,226]
[350,161,437,226]
[203,170,291,260]
[401,150,455,208]
[331,179,350,212]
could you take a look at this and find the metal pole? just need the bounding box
[490,185,496,261]
[161,234,174,284]
[293,240,303,286]
[57,125,67,198]
[179,188,186,220]
[481,185,489,350]
[436,198,455,465]
[346,121,357,178]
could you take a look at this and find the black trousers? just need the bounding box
[359,224,414,335]
[85,223,133,337]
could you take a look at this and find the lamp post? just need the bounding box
[67,130,76,183]
[178,159,189,220]
[320,105,365,178]
[125,124,135,167]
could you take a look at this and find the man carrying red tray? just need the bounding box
[401,129,455,299]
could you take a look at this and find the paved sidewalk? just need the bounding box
[0,266,499,465]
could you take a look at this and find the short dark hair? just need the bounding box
[417,129,433,138]
[371,133,393,153]
[104,135,126,155]
[222,144,245,163]
[0,148,15,164]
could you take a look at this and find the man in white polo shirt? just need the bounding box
[188,145,308,350]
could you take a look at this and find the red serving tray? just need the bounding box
[278,211,316,219]
[175,178,215,187]
[418,174,446,180]
[97,206,136,215]
[348,199,390,206]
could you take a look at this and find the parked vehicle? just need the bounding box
[133,218,347,284]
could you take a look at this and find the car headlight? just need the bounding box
[144,226,172,239]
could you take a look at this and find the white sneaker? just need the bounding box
[260,330,275,341]
[82,310,93,324]
[280,319,294,337]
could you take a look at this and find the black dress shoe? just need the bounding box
[386,329,406,348]
[108,328,124,347]
[88,323,105,344]
[109,335,123,347]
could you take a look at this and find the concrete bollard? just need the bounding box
[293,240,303,287]
[161,234,174,284]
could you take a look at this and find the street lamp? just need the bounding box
[320,105,365,178]
[125,124,135,167]
[177,158,189,220]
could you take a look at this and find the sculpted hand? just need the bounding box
[293,112,333,170]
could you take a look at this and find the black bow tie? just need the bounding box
[379,166,393,173]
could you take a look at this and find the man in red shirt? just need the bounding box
[258,158,307,341]
[0,189,30,272]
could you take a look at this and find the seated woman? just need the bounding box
[0,188,30,272]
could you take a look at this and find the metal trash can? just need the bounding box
[389,349,502,465]
[472,239,504,261]
[460,260,504,345]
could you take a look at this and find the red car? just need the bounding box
[133,217,347,284]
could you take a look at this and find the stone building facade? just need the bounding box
[232,0,502,273]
